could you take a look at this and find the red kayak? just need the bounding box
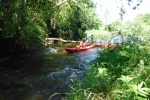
[65,44,95,52]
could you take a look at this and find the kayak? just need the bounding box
[65,44,95,52]
[95,43,116,49]
[65,43,120,53]
[94,43,105,47]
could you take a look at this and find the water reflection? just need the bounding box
[0,43,101,100]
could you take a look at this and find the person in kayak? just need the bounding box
[76,36,87,48]
[88,35,94,44]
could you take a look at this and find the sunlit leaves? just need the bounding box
[105,20,121,32]
[127,81,150,98]
[68,36,150,99]
[112,81,150,99]
[0,0,101,51]
[53,0,100,40]
[118,75,134,83]
[97,68,108,77]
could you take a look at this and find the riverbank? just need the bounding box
[66,39,150,100]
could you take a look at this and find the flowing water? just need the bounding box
[0,42,102,100]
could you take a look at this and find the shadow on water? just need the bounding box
[0,42,102,100]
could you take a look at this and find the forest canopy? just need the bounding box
[0,0,101,52]
[0,0,147,56]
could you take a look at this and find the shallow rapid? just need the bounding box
[0,43,101,100]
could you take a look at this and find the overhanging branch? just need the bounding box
[54,0,81,8]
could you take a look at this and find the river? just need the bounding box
[0,42,102,100]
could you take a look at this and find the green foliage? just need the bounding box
[112,78,150,99]
[144,13,150,25]
[134,13,150,25]
[0,0,49,51]
[50,0,102,40]
[105,20,121,33]
[122,13,150,36]
[68,37,150,100]
[105,13,150,38]
[0,0,100,53]
[67,67,109,100]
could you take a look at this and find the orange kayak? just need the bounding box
[95,43,117,49]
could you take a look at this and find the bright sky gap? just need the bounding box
[94,0,150,24]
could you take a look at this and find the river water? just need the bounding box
[0,42,102,100]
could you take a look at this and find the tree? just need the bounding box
[48,0,101,40]
[0,0,100,55]
[133,13,150,35]
[119,6,126,22]
[0,0,54,54]
[143,13,150,25]
[127,0,143,10]
[105,20,121,33]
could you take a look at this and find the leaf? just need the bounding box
[128,82,150,97]
[138,92,148,97]
[139,90,149,96]
[98,68,107,75]
[127,84,139,95]
[118,51,129,57]
[126,88,135,92]
[140,87,150,92]
[112,90,124,94]
[138,81,144,90]
[117,75,133,83]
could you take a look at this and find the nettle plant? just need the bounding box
[94,38,150,99]
[112,78,150,99]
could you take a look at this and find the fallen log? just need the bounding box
[45,38,80,43]
[43,38,80,47]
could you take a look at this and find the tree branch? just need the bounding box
[54,0,81,8]
[54,0,68,7]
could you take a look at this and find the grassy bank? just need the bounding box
[86,29,113,43]
[66,37,150,99]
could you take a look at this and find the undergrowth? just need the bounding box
[67,38,150,100]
